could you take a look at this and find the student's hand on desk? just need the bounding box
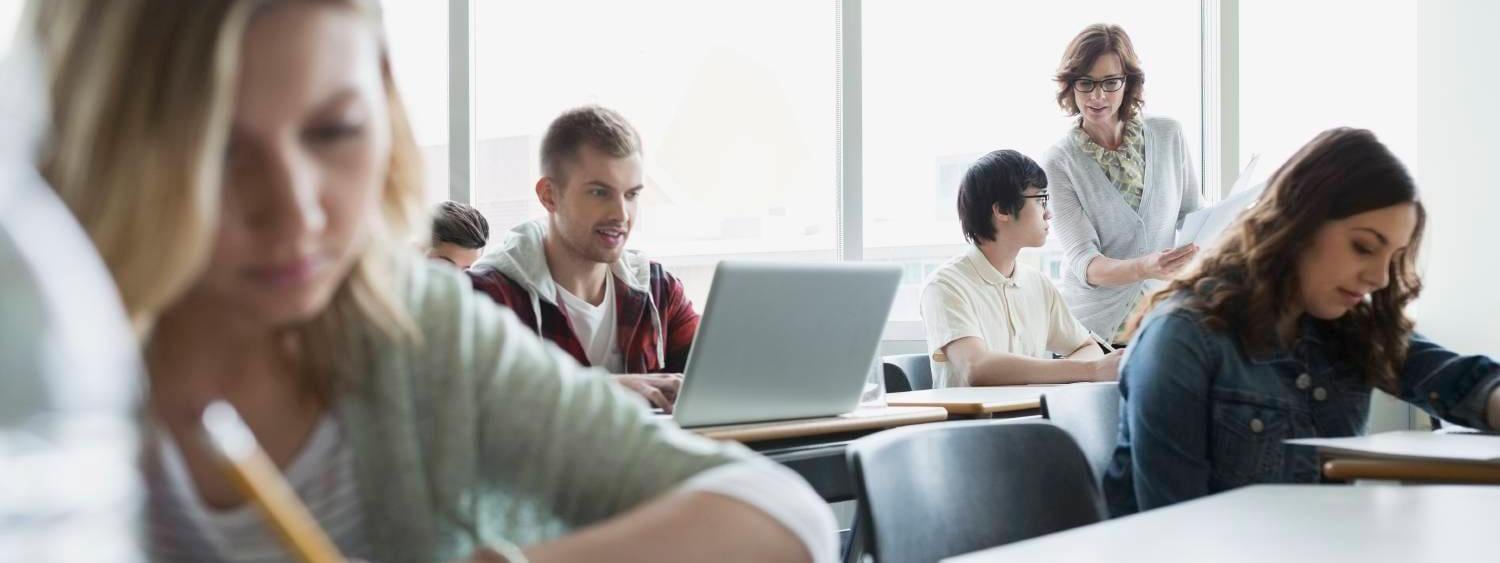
[1090,349,1124,382]
[1135,243,1198,280]
[613,373,683,413]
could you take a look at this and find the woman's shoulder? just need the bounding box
[1141,115,1184,139]
[1133,290,1225,349]
[1043,128,1082,161]
[401,255,483,325]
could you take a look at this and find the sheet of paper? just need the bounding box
[1175,154,1264,249]
[1286,430,1500,463]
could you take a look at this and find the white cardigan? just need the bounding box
[1042,115,1203,337]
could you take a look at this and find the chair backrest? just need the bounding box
[881,353,932,393]
[1040,382,1123,484]
[847,420,1105,563]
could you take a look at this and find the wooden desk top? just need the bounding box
[1323,456,1500,484]
[886,386,1054,415]
[689,406,949,443]
[946,485,1500,562]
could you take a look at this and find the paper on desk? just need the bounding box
[1286,430,1500,463]
[1175,155,1265,249]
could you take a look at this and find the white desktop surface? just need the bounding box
[946,485,1499,562]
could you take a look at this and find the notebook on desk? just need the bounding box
[1287,430,1500,463]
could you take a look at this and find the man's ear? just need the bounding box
[993,203,1013,223]
[536,177,558,213]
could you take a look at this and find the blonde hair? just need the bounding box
[36,0,424,399]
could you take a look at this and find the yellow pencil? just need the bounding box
[199,401,345,563]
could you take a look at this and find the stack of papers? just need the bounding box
[1175,155,1265,249]
[1286,430,1500,463]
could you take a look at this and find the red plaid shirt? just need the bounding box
[468,262,699,373]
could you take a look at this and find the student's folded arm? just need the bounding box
[1121,311,1216,511]
[1044,157,1111,290]
[463,281,831,562]
[1064,340,1105,361]
[1397,333,1500,431]
[1046,281,1103,361]
[944,337,1099,385]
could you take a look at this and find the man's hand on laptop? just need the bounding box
[613,374,683,413]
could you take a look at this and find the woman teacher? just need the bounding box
[1043,23,1202,340]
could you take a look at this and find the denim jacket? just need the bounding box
[1103,297,1500,517]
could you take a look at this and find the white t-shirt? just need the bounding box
[919,246,1093,388]
[556,273,626,373]
[149,416,371,562]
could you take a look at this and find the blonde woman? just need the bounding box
[36,1,835,562]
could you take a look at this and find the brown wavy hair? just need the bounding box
[1055,24,1146,123]
[1126,128,1424,393]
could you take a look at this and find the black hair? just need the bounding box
[957,149,1048,244]
[431,201,490,249]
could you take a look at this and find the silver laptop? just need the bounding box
[669,261,902,428]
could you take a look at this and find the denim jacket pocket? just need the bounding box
[1210,389,1292,487]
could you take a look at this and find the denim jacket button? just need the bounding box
[1250,418,1265,433]
[1313,387,1328,401]
[1296,373,1312,390]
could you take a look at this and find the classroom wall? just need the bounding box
[1412,0,1500,358]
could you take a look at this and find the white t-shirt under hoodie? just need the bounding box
[555,272,626,373]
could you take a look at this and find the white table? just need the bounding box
[945,485,1500,562]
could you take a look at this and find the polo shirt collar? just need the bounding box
[965,245,1021,288]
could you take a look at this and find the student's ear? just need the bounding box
[536,177,559,213]
[993,203,1013,223]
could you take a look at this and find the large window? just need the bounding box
[1239,0,1418,184]
[472,0,839,307]
[399,1,1208,322]
[0,0,25,56]
[862,0,1203,322]
[381,0,451,208]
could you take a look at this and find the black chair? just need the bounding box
[881,353,932,393]
[1040,382,1123,484]
[847,420,1105,563]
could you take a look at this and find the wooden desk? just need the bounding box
[945,485,1500,562]
[1323,457,1500,484]
[681,406,948,503]
[886,386,1053,417]
[689,405,949,443]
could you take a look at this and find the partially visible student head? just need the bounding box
[957,149,1051,248]
[535,105,644,265]
[428,201,488,269]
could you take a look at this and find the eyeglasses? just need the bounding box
[1073,76,1127,93]
[1022,193,1051,208]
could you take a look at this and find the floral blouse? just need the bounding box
[1073,115,1147,211]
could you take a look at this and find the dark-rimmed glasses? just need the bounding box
[1073,76,1126,93]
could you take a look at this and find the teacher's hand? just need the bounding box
[1134,243,1198,281]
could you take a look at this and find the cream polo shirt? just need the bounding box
[919,246,1094,388]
